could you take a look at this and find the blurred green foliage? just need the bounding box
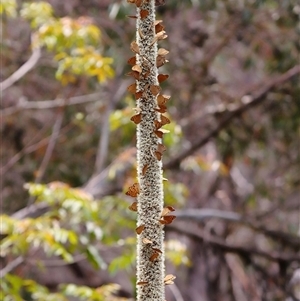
[1,180,189,300]
[18,1,114,85]
[0,0,17,17]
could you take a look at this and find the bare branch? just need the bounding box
[175,208,300,248]
[11,202,49,219]
[168,225,300,263]
[94,80,128,173]
[167,283,185,301]
[176,208,242,222]
[0,47,41,92]
[0,256,24,278]
[165,65,300,170]
[1,92,106,117]
[34,112,64,184]
[0,123,72,175]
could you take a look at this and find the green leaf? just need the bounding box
[108,252,134,275]
[86,245,107,270]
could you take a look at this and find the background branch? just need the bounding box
[1,92,106,117]
[165,65,300,169]
[0,46,41,92]
[168,225,300,263]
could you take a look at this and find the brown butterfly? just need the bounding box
[140,9,149,19]
[128,201,138,212]
[154,151,162,161]
[160,115,170,126]
[156,55,168,68]
[142,164,148,175]
[152,247,162,254]
[126,183,140,197]
[126,71,140,80]
[135,91,143,100]
[157,94,170,106]
[127,83,136,94]
[137,281,148,285]
[164,274,176,285]
[157,143,166,153]
[131,113,142,124]
[154,120,162,130]
[130,41,140,54]
[150,85,161,96]
[132,64,142,73]
[135,0,143,7]
[159,215,176,225]
[157,48,169,56]
[154,129,170,138]
[158,74,169,83]
[143,71,151,79]
[150,252,159,262]
[161,206,175,217]
[126,15,137,19]
[155,22,165,34]
[154,130,164,138]
[154,106,167,113]
[142,238,153,244]
[136,224,145,234]
[127,56,136,65]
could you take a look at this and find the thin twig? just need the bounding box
[175,209,300,248]
[0,123,73,175]
[26,109,64,206]
[167,283,185,301]
[95,80,127,173]
[34,111,64,184]
[0,47,41,92]
[0,256,24,278]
